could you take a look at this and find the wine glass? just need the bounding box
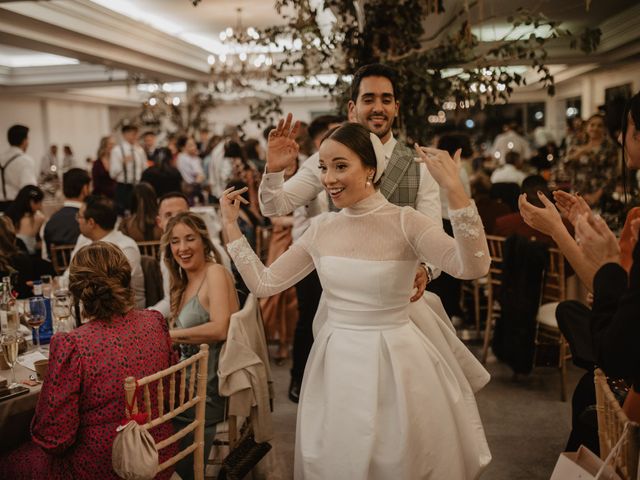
[26,297,46,352]
[53,290,72,333]
[1,333,19,388]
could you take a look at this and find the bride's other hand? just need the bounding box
[220,186,249,226]
[266,113,301,173]
[413,145,463,192]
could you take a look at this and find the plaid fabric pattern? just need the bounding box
[379,142,421,207]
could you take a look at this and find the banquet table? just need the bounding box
[0,352,45,452]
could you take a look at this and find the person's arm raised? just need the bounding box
[221,186,315,297]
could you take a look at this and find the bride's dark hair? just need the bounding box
[321,122,378,180]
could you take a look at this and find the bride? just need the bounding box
[220,120,492,479]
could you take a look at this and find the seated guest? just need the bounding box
[43,168,91,258]
[472,177,511,234]
[490,151,527,186]
[494,175,574,245]
[151,192,230,318]
[161,212,238,480]
[141,147,184,198]
[0,242,177,479]
[5,185,45,255]
[0,215,37,298]
[92,135,116,198]
[67,195,145,307]
[119,182,162,242]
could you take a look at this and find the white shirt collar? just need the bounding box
[382,133,397,160]
[63,200,83,209]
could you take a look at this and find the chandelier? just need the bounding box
[207,8,273,93]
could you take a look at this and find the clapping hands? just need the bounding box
[553,190,591,226]
[575,213,621,270]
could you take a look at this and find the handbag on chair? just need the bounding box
[217,430,271,480]
[112,381,159,480]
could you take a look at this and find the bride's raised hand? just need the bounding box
[266,113,301,173]
[414,145,463,192]
[220,186,249,226]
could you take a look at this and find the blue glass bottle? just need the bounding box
[31,281,53,345]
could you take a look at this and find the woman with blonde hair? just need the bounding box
[0,241,177,479]
[161,211,238,480]
[92,135,116,198]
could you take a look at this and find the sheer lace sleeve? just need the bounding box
[227,233,315,298]
[401,202,490,280]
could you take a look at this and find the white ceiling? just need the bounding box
[0,45,78,67]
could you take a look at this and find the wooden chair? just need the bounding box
[533,247,572,401]
[480,235,506,364]
[50,244,75,275]
[137,240,162,259]
[206,294,274,478]
[460,276,487,336]
[123,344,209,480]
[255,226,273,264]
[595,368,640,479]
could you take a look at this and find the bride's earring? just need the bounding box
[366,174,373,187]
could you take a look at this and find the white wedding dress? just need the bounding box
[227,191,492,479]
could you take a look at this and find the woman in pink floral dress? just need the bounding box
[0,242,177,479]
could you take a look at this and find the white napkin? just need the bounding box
[18,350,48,371]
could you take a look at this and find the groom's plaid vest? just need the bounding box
[379,142,421,207]
[327,141,420,211]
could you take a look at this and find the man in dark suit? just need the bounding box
[43,168,91,259]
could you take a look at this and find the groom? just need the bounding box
[259,63,443,399]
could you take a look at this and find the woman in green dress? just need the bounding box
[161,211,239,480]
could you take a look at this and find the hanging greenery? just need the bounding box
[195,0,601,141]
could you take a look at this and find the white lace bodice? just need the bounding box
[227,191,489,304]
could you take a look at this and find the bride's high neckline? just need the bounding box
[342,191,387,216]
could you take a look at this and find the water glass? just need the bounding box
[1,333,19,388]
[53,290,72,333]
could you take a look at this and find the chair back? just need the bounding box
[124,344,209,479]
[486,235,506,287]
[541,247,566,304]
[137,240,162,259]
[595,368,640,479]
[50,244,75,275]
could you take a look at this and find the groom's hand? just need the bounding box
[410,265,429,302]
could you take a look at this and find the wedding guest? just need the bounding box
[119,182,162,242]
[0,124,37,212]
[43,168,91,257]
[5,185,45,256]
[161,212,238,480]
[92,135,117,198]
[0,241,177,479]
[62,145,75,172]
[151,192,231,318]
[0,215,37,298]
[141,146,184,198]
[67,195,146,308]
[490,151,527,186]
[40,144,58,179]
[243,138,266,172]
[110,125,146,214]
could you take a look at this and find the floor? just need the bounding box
[264,337,583,479]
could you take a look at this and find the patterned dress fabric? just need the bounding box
[227,191,492,479]
[0,310,178,479]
